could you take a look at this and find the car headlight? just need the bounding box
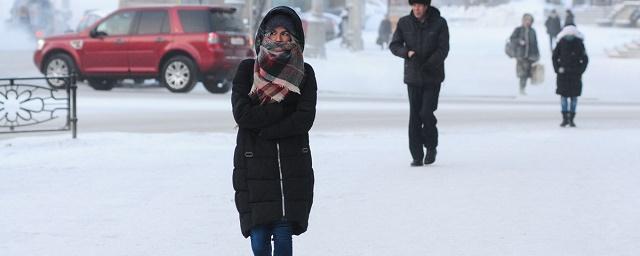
[37,39,46,50]
[70,40,84,50]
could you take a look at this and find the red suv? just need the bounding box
[34,5,253,93]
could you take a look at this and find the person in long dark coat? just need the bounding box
[552,24,588,127]
[510,13,540,95]
[232,6,316,256]
[390,0,449,166]
[565,9,575,26]
[545,10,562,50]
[377,15,392,49]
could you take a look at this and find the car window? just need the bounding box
[178,9,244,33]
[96,11,135,36]
[136,11,170,35]
[210,11,243,32]
[178,10,210,33]
[77,14,100,32]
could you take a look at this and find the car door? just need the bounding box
[82,10,135,74]
[128,10,172,74]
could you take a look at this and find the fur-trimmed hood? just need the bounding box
[557,25,584,40]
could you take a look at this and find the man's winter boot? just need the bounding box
[411,159,424,167]
[519,79,527,95]
[568,112,576,127]
[424,148,437,165]
[560,112,569,127]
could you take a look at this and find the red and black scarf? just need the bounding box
[250,37,305,105]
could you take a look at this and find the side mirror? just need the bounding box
[90,29,107,38]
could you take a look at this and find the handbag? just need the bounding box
[531,63,545,85]
[505,40,516,58]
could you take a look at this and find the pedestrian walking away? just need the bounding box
[545,10,562,50]
[339,8,350,48]
[552,24,588,128]
[377,15,392,50]
[231,6,317,256]
[565,9,575,26]
[389,0,449,167]
[509,13,540,95]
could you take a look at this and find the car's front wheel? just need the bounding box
[44,53,76,89]
[87,78,116,91]
[161,56,197,93]
[203,79,231,94]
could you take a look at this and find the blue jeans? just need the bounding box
[561,96,578,113]
[250,220,292,256]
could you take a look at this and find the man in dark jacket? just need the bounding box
[545,10,562,50]
[390,0,449,166]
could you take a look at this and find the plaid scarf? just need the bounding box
[250,37,305,105]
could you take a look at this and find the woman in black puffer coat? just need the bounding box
[552,24,588,127]
[231,6,316,256]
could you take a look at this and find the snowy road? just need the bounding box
[51,90,640,134]
[2,73,640,136]
[2,81,640,136]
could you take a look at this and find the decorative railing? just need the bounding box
[0,76,77,138]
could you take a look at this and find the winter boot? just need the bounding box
[560,112,570,127]
[568,112,576,127]
[424,148,437,165]
[519,78,527,95]
[411,159,424,167]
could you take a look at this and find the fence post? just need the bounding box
[70,73,78,139]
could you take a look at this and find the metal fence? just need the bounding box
[0,75,78,138]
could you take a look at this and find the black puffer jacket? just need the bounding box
[232,6,316,238]
[553,35,588,97]
[390,7,449,86]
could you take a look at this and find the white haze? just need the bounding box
[0,0,118,50]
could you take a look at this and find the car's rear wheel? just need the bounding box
[161,56,197,93]
[203,79,231,94]
[87,78,116,91]
[44,53,76,89]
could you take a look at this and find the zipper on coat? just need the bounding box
[276,142,286,218]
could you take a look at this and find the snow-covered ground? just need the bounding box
[2,117,640,255]
[2,0,640,255]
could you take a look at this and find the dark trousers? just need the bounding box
[407,84,441,161]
